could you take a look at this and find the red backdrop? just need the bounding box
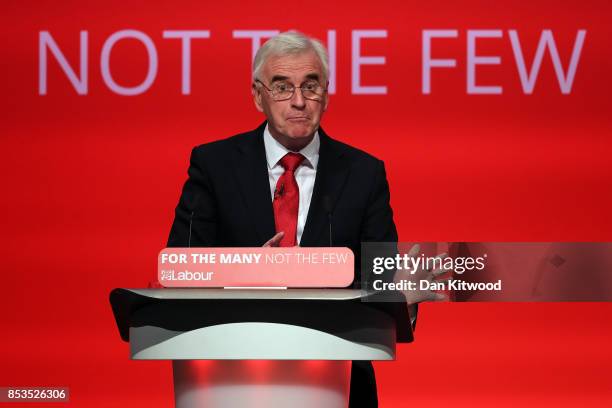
[1,1,611,406]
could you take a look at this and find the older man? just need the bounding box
[168,31,398,407]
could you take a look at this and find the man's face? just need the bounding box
[253,51,329,150]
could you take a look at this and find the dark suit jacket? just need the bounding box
[168,121,398,286]
[167,121,399,407]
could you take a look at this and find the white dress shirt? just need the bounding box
[263,124,319,245]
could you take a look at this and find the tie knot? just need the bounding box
[279,152,305,172]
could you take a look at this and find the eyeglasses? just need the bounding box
[255,79,327,101]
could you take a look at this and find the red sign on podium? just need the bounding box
[158,247,354,288]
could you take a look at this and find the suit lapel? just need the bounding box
[301,128,350,247]
[233,123,276,244]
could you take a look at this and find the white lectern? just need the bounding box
[110,288,412,408]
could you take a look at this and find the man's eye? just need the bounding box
[274,83,291,92]
[303,82,319,91]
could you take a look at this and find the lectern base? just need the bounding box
[173,360,351,408]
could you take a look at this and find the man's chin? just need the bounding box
[270,123,317,148]
[288,131,312,139]
[286,124,315,139]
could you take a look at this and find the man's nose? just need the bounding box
[290,87,306,109]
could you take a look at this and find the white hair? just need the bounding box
[252,31,329,83]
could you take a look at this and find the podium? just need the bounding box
[110,288,412,407]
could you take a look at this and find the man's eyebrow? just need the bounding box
[269,73,321,83]
[270,75,289,82]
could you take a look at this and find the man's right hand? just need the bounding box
[263,232,285,247]
[395,243,450,304]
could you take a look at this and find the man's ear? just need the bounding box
[322,80,330,112]
[252,82,264,112]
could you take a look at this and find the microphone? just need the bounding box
[187,194,201,248]
[323,195,333,247]
[188,211,194,248]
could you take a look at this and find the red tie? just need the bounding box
[273,152,305,246]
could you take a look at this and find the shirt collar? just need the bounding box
[263,123,320,170]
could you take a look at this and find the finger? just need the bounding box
[407,244,420,258]
[263,232,284,247]
[419,290,448,302]
[407,290,447,304]
[434,278,454,286]
[431,292,448,302]
[267,232,284,246]
[426,253,448,272]
[432,265,451,277]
